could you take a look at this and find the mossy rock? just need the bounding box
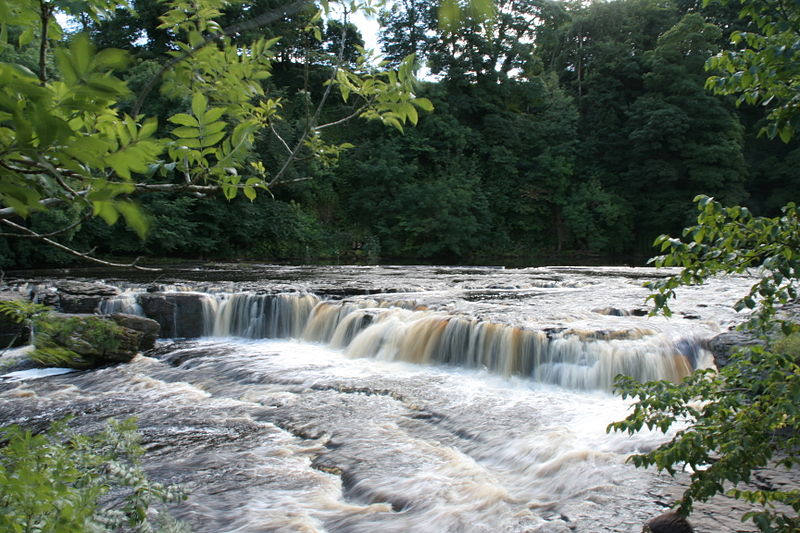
[32,315,143,369]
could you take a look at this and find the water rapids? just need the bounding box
[0,265,756,532]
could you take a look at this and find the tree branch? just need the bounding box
[269,6,351,187]
[269,122,294,154]
[314,102,371,131]
[132,0,308,117]
[0,219,160,272]
[0,212,92,239]
[38,0,51,84]
[0,198,70,219]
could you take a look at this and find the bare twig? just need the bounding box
[0,212,92,239]
[0,198,71,219]
[0,219,161,272]
[269,6,351,187]
[269,122,294,154]
[314,103,371,130]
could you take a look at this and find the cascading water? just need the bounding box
[1,265,760,532]
[98,289,144,315]
[209,293,319,339]
[100,289,706,391]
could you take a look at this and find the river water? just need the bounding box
[0,265,755,532]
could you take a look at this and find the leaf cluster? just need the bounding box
[647,195,799,334]
[704,0,800,141]
[612,195,800,530]
[610,341,800,531]
[0,0,431,259]
[0,417,186,532]
[0,300,52,325]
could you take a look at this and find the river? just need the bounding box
[0,264,755,532]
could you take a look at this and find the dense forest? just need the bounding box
[1,0,798,268]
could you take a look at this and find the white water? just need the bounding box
[0,266,759,531]
[101,285,716,391]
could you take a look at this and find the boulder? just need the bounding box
[643,511,693,533]
[32,314,143,369]
[107,313,160,350]
[55,281,119,297]
[139,293,208,338]
[706,330,766,368]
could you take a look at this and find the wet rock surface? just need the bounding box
[658,467,800,533]
[706,330,766,368]
[107,313,160,350]
[33,281,121,314]
[139,293,207,338]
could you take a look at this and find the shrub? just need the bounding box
[0,417,187,532]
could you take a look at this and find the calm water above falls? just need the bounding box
[0,265,756,532]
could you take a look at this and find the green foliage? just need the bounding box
[1,0,796,266]
[32,315,127,369]
[29,345,90,369]
[608,0,800,526]
[610,194,800,530]
[647,196,799,333]
[705,0,800,141]
[609,344,800,530]
[0,0,428,261]
[0,300,51,325]
[0,417,186,532]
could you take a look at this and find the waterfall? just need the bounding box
[210,293,319,339]
[99,290,144,315]
[342,309,698,390]
[96,289,708,391]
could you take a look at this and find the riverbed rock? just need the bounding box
[107,313,161,350]
[707,330,766,368]
[139,293,207,338]
[32,313,143,369]
[643,511,693,533]
[37,281,121,314]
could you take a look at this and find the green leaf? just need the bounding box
[117,201,149,239]
[414,98,434,112]
[172,126,200,138]
[168,113,200,127]
[191,93,207,121]
[18,26,34,47]
[93,201,119,225]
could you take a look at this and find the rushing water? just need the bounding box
[0,265,756,532]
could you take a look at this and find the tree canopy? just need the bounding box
[0,0,796,268]
[0,0,431,268]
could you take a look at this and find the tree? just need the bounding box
[623,13,747,243]
[609,0,800,528]
[0,0,431,269]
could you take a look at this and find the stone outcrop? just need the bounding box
[706,330,766,369]
[107,313,161,350]
[32,313,153,369]
[139,293,207,338]
[35,281,119,314]
[643,511,693,533]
